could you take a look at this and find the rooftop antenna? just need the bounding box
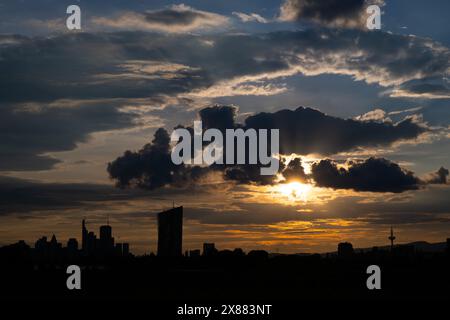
[389,226,396,250]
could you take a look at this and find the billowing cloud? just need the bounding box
[311,157,421,193]
[232,12,268,24]
[425,167,449,184]
[107,128,215,190]
[92,4,229,33]
[244,106,427,155]
[108,105,429,190]
[279,0,384,29]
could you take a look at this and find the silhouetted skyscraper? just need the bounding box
[99,224,114,253]
[86,231,97,254]
[157,206,183,257]
[82,219,88,252]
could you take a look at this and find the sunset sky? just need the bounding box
[1,0,449,254]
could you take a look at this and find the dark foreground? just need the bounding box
[1,251,450,302]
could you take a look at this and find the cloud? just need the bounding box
[244,106,427,155]
[388,79,450,99]
[1,29,448,103]
[0,100,138,171]
[280,157,308,182]
[232,12,268,24]
[107,128,215,190]
[108,105,429,189]
[0,175,146,216]
[92,4,229,33]
[1,28,448,171]
[311,157,421,193]
[425,167,449,184]
[354,109,390,122]
[279,0,384,29]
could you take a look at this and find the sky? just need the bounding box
[0,0,449,254]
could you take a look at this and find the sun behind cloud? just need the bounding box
[275,181,312,202]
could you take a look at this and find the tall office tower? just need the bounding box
[99,224,114,253]
[82,219,88,252]
[157,206,183,257]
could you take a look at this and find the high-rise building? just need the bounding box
[99,225,114,253]
[157,206,183,257]
[80,218,130,256]
[86,231,97,254]
[82,219,88,252]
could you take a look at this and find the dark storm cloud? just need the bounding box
[108,105,428,189]
[107,128,215,190]
[199,106,238,130]
[311,157,421,193]
[0,101,137,171]
[244,106,426,155]
[279,0,383,28]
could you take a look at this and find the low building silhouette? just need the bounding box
[189,249,201,257]
[123,243,130,256]
[338,242,354,258]
[248,250,269,259]
[203,243,217,256]
[67,238,78,251]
